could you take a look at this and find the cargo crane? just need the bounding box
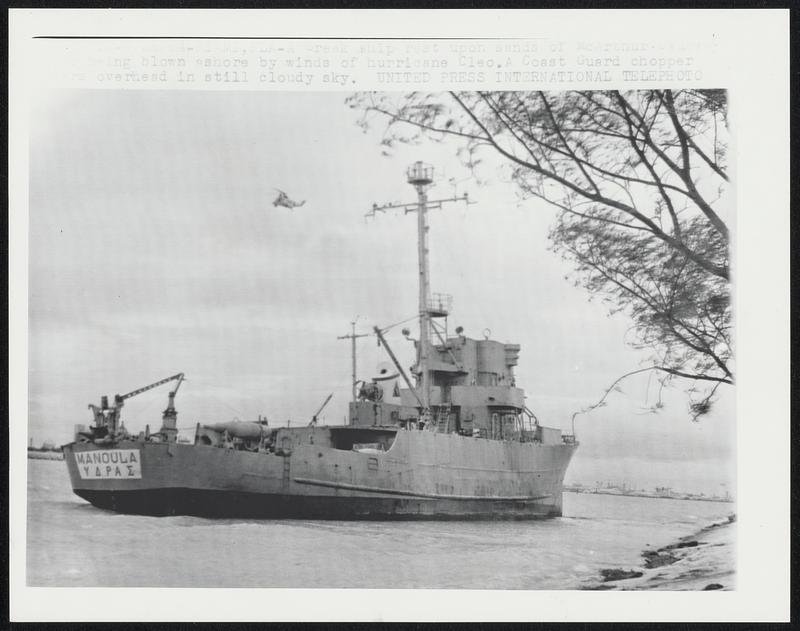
[87,373,185,440]
[308,392,333,426]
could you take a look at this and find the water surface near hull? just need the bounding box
[30,459,737,588]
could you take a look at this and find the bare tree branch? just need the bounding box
[349,89,733,416]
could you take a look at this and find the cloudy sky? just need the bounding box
[27,89,735,494]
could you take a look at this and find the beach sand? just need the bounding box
[582,514,736,591]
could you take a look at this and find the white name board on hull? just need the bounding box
[74,449,142,479]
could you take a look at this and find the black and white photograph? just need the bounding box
[9,9,790,623]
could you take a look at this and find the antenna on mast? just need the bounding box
[367,162,474,424]
[337,318,369,403]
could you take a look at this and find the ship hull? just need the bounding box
[64,429,577,520]
[73,488,563,520]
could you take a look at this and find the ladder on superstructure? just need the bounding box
[434,403,452,433]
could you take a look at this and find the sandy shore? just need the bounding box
[582,514,736,591]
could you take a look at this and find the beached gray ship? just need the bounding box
[63,162,578,519]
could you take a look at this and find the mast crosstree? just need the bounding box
[367,162,474,423]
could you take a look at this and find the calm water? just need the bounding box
[26,459,733,589]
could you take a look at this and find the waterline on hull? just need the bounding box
[75,488,564,520]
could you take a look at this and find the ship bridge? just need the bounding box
[429,333,521,389]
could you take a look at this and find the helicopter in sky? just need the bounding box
[272,188,306,210]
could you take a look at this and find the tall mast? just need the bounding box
[367,162,473,424]
[407,162,434,419]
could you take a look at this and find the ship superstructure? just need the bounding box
[63,162,578,519]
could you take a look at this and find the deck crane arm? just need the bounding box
[117,372,185,402]
[309,393,334,426]
[373,326,424,410]
[171,374,185,396]
[89,373,186,435]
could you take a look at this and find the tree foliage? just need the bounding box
[347,90,732,417]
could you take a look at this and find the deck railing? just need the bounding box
[427,293,452,316]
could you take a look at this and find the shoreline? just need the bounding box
[581,513,736,591]
[27,451,64,461]
[564,488,734,504]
